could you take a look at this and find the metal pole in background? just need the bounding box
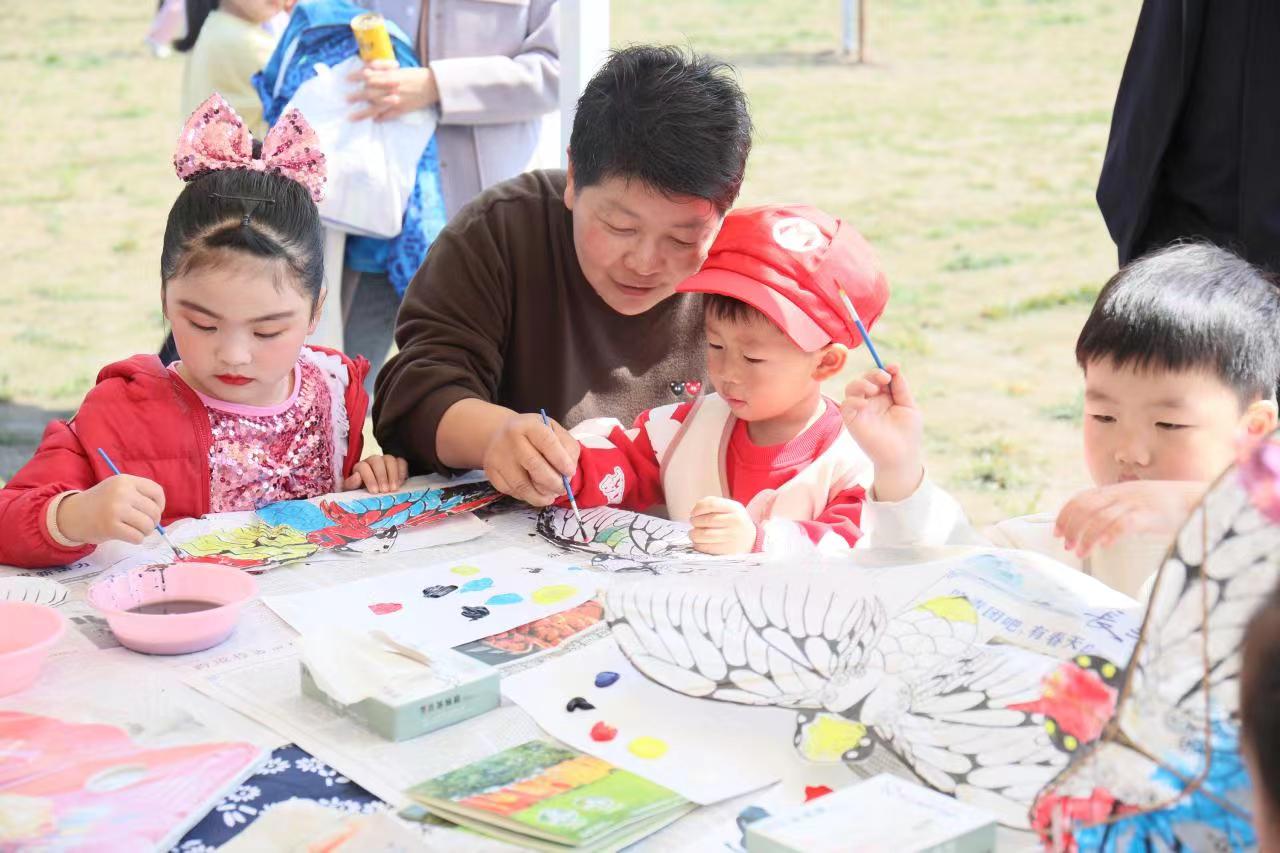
[841,0,863,63]
[560,0,612,168]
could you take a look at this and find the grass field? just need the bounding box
[0,0,1140,524]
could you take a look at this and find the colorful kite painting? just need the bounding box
[1029,433,1280,850]
[177,481,501,572]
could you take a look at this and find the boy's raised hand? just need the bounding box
[344,454,409,494]
[56,474,166,546]
[1054,480,1206,559]
[840,365,925,502]
[689,496,756,555]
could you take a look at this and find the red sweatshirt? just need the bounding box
[567,399,867,551]
[0,347,368,569]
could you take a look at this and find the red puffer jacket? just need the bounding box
[0,347,368,569]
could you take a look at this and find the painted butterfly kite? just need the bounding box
[603,429,1280,846]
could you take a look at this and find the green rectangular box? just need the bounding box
[300,647,500,741]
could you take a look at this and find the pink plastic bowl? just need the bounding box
[0,601,67,697]
[87,562,258,655]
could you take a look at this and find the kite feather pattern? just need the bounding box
[603,571,1116,829]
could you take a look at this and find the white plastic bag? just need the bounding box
[282,56,437,238]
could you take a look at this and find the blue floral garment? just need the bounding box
[172,744,387,851]
[253,0,448,296]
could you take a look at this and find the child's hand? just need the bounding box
[689,497,756,555]
[840,365,924,502]
[1054,480,1206,558]
[344,455,409,494]
[56,475,166,546]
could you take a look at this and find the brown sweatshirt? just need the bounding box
[373,170,708,474]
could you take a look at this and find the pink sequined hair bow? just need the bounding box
[173,93,327,203]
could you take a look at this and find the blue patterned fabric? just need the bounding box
[172,744,387,851]
[253,0,447,296]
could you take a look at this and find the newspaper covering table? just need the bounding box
[0,492,1141,851]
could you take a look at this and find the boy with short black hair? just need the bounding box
[844,242,1280,595]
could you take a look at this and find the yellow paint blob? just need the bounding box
[1101,663,1117,679]
[798,714,868,762]
[916,595,978,624]
[532,584,578,605]
[1045,720,1057,734]
[627,737,668,760]
[1076,655,1093,668]
[449,565,481,576]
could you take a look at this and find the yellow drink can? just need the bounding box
[351,12,395,62]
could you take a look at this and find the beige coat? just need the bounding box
[358,0,560,217]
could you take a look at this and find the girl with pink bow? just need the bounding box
[0,94,407,569]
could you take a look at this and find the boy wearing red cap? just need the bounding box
[563,204,945,554]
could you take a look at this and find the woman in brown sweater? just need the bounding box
[373,46,753,506]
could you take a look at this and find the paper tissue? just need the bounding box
[299,629,499,741]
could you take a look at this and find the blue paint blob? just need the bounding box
[594,671,620,688]
[485,593,524,606]
[459,577,494,592]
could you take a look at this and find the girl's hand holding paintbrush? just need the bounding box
[55,475,166,546]
[840,365,926,503]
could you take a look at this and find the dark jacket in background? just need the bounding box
[1098,0,1280,272]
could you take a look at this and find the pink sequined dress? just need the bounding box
[172,358,341,512]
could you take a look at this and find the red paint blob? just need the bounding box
[804,785,833,802]
[368,602,403,615]
[590,721,617,742]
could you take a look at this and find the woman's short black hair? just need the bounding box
[568,45,752,214]
[161,166,324,306]
[1076,242,1280,404]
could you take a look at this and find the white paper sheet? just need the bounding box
[500,636,798,806]
[262,547,596,651]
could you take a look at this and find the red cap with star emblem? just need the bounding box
[677,204,889,352]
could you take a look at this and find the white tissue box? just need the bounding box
[301,646,499,741]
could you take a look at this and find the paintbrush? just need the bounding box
[95,448,181,557]
[539,408,587,542]
[837,285,886,370]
